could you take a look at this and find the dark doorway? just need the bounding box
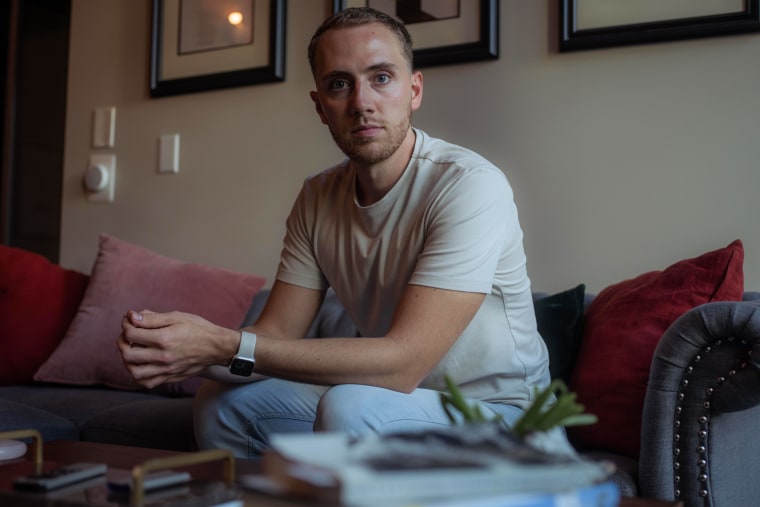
[1,0,71,262]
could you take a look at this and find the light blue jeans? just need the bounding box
[193,378,525,459]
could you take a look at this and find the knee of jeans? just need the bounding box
[194,380,262,449]
[192,380,230,448]
[314,384,379,434]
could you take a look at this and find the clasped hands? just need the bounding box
[119,310,237,389]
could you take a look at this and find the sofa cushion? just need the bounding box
[34,234,266,393]
[533,284,586,384]
[0,245,89,385]
[0,399,79,441]
[0,385,194,447]
[81,398,197,452]
[0,385,174,428]
[569,240,744,459]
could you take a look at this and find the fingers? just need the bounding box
[116,333,133,355]
[116,310,217,389]
[124,360,200,389]
[119,341,192,389]
[123,309,164,329]
[117,333,159,388]
[121,311,151,346]
[121,310,180,348]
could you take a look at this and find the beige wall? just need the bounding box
[61,1,760,293]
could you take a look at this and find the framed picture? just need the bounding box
[150,0,286,97]
[333,0,498,67]
[560,0,760,52]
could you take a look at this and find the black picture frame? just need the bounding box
[332,0,498,68]
[150,0,286,97]
[560,0,760,52]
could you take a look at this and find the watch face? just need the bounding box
[229,357,255,376]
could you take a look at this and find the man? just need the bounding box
[119,7,553,459]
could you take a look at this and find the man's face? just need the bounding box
[310,23,422,166]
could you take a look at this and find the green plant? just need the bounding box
[440,376,597,439]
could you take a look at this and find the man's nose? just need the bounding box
[350,81,374,113]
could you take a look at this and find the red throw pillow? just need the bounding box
[569,240,744,459]
[0,245,89,385]
[34,234,267,393]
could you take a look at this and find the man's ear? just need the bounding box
[410,71,423,112]
[310,91,328,125]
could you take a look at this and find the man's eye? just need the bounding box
[329,80,348,91]
[375,74,391,84]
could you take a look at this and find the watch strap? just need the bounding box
[236,331,257,362]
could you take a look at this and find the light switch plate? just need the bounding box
[92,107,116,148]
[159,134,179,173]
[87,153,116,202]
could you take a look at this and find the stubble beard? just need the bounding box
[330,105,412,166]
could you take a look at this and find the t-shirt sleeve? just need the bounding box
[409,165,522,294]
[275,183,329,291]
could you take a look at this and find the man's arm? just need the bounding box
[200,280,326,383]
[120,279,483,393]
[118,280,325,388]
[252,280,326,340]
[254,282,485,393]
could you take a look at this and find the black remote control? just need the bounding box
[13,462,108,491]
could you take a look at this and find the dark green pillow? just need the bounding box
[533,284,586,384]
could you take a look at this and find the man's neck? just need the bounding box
[354,129,416,206]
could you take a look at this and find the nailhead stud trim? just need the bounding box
[672,335,750,504]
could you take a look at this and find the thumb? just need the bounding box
[126,310,168,329]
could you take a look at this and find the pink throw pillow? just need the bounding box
[34,234,266,393]
[569,240,744,459]
[0,245,89,385]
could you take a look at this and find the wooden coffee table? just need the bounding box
[1,440,682,507]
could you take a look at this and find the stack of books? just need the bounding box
[239,424,621,507]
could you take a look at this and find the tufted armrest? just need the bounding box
[639,299,760,506]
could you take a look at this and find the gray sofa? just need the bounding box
[2,288,759,507]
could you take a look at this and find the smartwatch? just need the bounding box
[229,331,257,376]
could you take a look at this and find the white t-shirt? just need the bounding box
[276,129,550,407]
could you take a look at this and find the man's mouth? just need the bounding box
[352,124,382,137]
